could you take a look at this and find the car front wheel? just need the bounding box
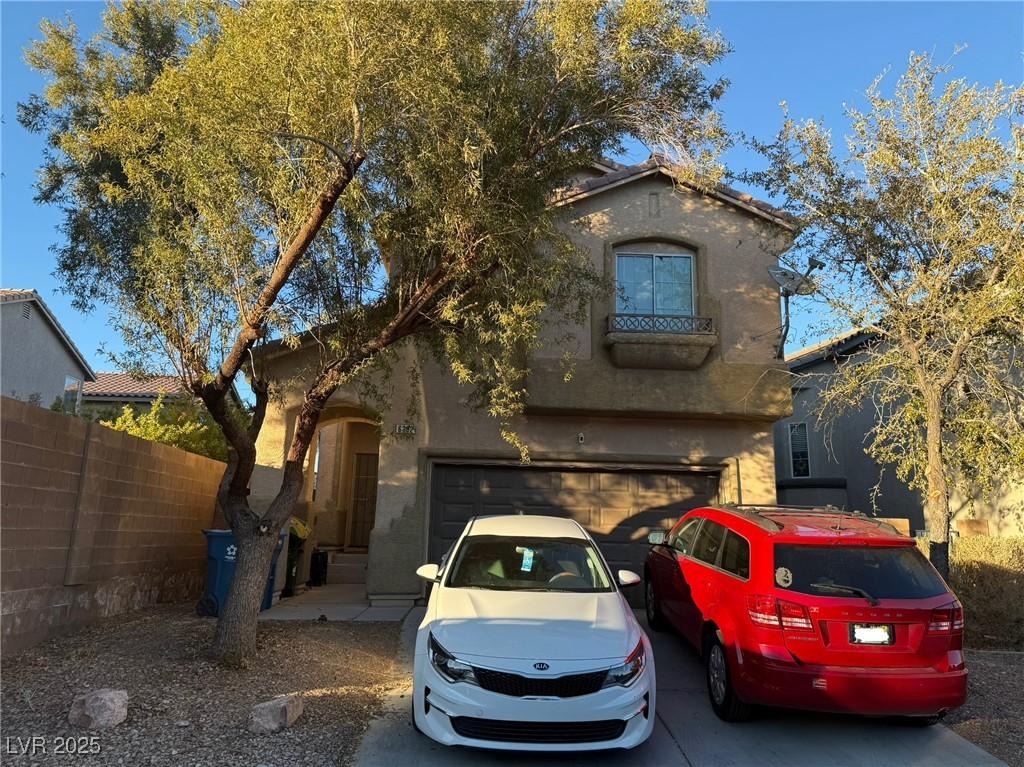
[706,635,752,722]
[645,575,667,632]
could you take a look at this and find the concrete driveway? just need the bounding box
[354,608,1005,767]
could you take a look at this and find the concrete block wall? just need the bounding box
[1,396,225,653]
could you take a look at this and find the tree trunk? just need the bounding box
[210,515,280,667]
[923,390,952,581]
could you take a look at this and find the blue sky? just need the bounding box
[2,1,1022,373]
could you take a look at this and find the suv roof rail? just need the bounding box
[718,504,902,535]
[714,505,784,532]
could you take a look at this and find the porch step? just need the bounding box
[326,552,368,584]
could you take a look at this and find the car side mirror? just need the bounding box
[416,563,440,582]
[647,531,666,546]
[617,570,642,587]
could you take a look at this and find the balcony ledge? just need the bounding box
[605,330,718,370]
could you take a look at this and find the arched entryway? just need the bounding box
[305,405,381,552]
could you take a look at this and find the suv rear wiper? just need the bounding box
[810,581,879,606]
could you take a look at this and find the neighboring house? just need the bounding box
[81,372,186,418]
[774,331,1023,536]
[0,289,96,412]
[251,157,797,605]
[80,371,245,420]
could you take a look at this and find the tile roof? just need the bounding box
[0,289,97,381]
[786,328,876,370]
[82,372,184,399]
[555,157,797,230]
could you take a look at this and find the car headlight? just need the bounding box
[428,634,478,685]
[603,640,645,688]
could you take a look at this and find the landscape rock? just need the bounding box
[248,694,304,734]
[68,689,129,729]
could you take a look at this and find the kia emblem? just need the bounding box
[533,662,549,671]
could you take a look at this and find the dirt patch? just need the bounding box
[1,605,403,766]
[947,650,1024,767]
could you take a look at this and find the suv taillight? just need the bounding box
[746,594,813,631]
[928,602,964,635]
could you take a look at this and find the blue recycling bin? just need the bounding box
[197,530,286,617]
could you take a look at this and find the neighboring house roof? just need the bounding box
[786,328,876,372]
[554,157,798,231]
[82,372,184,400]
[82,371,246,410]
[0,289,97,381]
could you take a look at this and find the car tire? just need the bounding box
[705,634,752,722]
[645,575,667,632]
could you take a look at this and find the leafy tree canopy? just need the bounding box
[749,52,1023,563]
[23,0,730,663]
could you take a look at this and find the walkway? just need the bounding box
[258,583,411,622]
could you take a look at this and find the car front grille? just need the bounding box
[450,716,627,744]
[472,667,608,698]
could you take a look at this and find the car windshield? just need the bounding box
[445,535,613,592]
[774,544,948,600]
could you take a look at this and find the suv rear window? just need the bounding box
[773,545,947,600]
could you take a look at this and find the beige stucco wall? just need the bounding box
[252,172,793,601]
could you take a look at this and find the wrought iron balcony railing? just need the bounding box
[607,313,715,334]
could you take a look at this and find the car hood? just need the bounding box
[431,588,639,662]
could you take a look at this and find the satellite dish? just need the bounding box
[768,260,825,360]
[768,265,816,296]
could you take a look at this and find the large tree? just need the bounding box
[23,0,729,664]
[750,54,1024,577]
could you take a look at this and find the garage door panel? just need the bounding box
[430,464,719,605]
[560,472,593,490]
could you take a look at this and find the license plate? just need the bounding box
[850,623,893,645]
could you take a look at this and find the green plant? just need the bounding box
[100,395,228,461]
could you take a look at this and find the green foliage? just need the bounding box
[750,53,1024,536]
[21,0,729,461]
[101,394,229,461]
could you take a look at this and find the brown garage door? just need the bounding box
[429,463,719,605]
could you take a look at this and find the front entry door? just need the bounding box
[348,453,379,548]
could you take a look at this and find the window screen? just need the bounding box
[615,252,694,315]
[789,422,810,478]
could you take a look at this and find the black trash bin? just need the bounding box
[282,517,310,598]
[309,549,329,587]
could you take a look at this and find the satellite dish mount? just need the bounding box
[769,258,825,359]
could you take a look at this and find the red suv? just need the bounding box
[644,505,966,724]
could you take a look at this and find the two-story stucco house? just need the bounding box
[0,289,96,412]
[250,158,796,605]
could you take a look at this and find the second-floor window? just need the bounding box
[616,252,694,316]
[789,422,810,478]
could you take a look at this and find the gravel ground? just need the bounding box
[947,650,1024,767]
[1,605,403,767]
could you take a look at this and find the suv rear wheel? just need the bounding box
[644,575,667,631]
[705,634,752,722]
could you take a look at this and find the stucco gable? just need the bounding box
[556,158,796,231]
[0,289,96,381]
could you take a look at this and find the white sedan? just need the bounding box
[412,514,656,751]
